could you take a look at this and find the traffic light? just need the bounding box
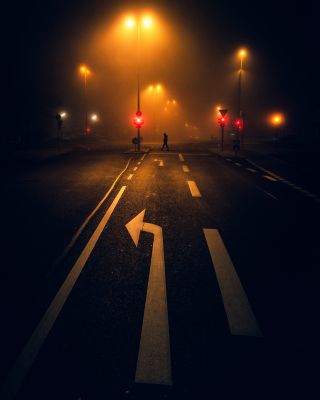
[133,111,144,128]
[218,116,226,127]
[234,118,243,131]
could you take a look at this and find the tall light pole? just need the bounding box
[80,65,91,135]
[125,16,153,151]
[238,49,247,149]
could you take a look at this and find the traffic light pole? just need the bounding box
[220,125,224,152]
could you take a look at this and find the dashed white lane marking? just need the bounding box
[159,160,164,167]
[137,162,141,165]
[133,167,138,171]
[246,168,256,173]
[226,158,232,161]
[140,154,146,161]
[235,162,242,167]
[0,187,127,400]
[179,153,184,162]
[264,175,278,182]
[187,180,202,197]
[203,229,262,337]
[127,174,134,180]
[262,189,278,200]
[182,165,190,172]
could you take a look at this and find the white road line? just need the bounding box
[226,158,232,161]
[182,165,190,172]
[179,153,184,161]
[246,159,282,180]
[246,168,256,173]
[0,186,127,400]
[235,162,242,167]
[262,190,278,200]
[203,229,262,337]
[126,211,171,386]
[187,180,202,197]
[159,160,164,167]
[140,154,146,161]
[137,162,141,165]
[127,174,134,180]
[133,167,138,171]
[264,175,278,182]
[48,158,132,272]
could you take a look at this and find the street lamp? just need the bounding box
[79,65,91,135]
[125,15,153,150]
[237,48,247,148]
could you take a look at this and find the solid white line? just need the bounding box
[127,174,134,180]
[159,160,164,167]
[0,186,127,400]
[49,158,132,271]
[182,165,190,172]
[187,180,201,197]
[133,167,138,171]
[246,168,256,173]
[264,175,278,182]
[203,229,262,337]
[179,153,184,161]
[135,222,172,386]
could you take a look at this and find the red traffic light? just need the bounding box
[234,118,243,130]
[133,111,144,128]
[218,116,226,126]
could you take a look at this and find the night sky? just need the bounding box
[5,0,320,143]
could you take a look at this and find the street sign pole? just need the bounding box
[221,125,224,152]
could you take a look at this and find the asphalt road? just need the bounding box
[0,144,319,399]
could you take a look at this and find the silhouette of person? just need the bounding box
[161,132,169,151]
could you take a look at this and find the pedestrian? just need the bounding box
[161,132,169,151]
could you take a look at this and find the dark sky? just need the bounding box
[5,0,320,142]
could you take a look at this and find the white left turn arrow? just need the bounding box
[126,210,172,386]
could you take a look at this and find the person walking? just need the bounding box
[161,132,169,151]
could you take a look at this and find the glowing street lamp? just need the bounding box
[125,15,153,150]
[237,48,248,148]
[79,65,91,135]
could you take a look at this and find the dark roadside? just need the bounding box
[209,137,320,198]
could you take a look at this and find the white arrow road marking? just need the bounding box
[127,174,134,180]
[187,180,202,197]
[178,153,184,161]
[126,211,172,386]
[0,186,127,400]
[182,165,190,172]
[159,160,164,167]
[203,229,262,337]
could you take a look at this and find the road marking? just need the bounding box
[159,160,164,167]
[133,167,138,171]
[137,162,141,165]
[0,186,127,400]
[182,165,190,172]
[153,159,158,162]
[126,211,172,386]
[187,180,202,197]
[246,168,256,173]
[203,229,262,337]
[179,153,184,161]
[264,175,278,182]
[127,174,134,180]
[235,162,242,167]
[226,158,232,161]
[48,158,132,273]
[141,154,146,161]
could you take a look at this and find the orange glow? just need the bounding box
[79,65,90,75]
[125,17,136,28]
[238,48,247,59]
[269,113,285,126]
[143,16,153,27]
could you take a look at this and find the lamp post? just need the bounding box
[80,65,91,136]
[125,16,153,151]
[238,49,247,149]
